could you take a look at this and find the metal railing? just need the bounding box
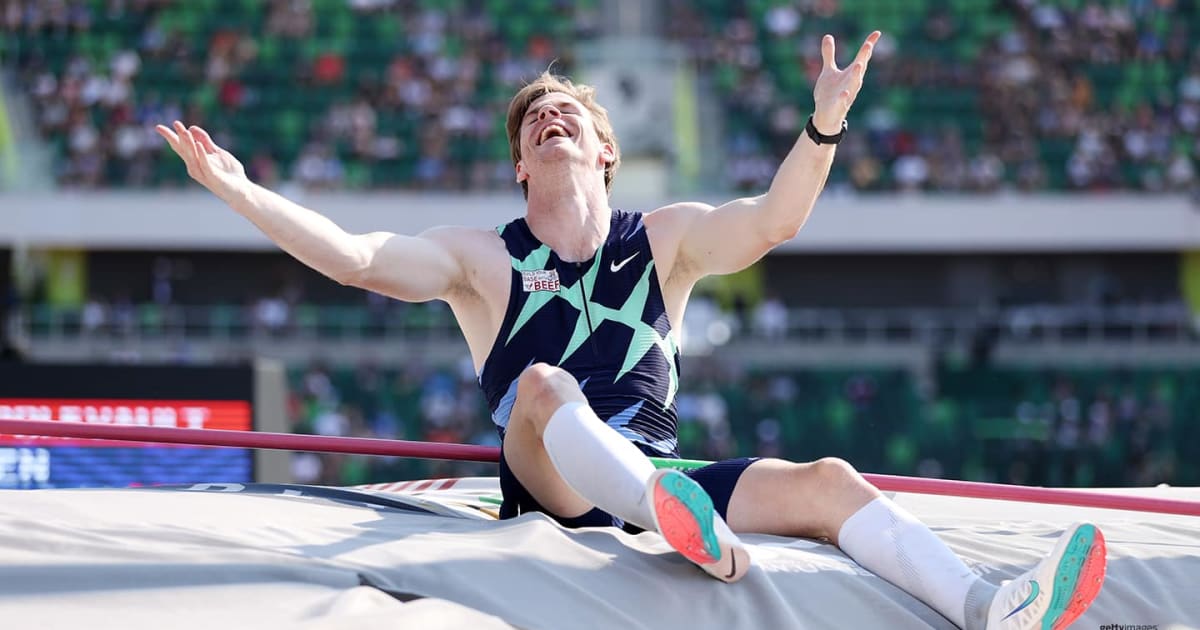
[13,302,1197,346]
[772,303,1197,345]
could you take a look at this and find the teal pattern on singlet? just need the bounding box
[477,209,682,455]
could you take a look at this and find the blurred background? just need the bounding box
[1,0,1198,490]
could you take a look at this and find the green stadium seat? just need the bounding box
[4,0,585,189]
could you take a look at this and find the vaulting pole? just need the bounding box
[1,418,1197,517]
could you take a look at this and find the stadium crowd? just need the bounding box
[2,0,1197,192]
[666,0,1199,193]
[282,354,1191,490]
[3,0,596,189]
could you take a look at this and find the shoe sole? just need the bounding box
[1045,523,1107,630]
[651,470,722,568]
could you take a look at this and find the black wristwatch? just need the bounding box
[805,115,847,145]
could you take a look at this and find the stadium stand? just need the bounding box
[938,365,1200,487]
[277,359,1193,489]
[2,0,597,189]
[665,0,1200,192]
[6,1,1197,192]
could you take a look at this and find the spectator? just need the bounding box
[663,0,1198,193]
[254,295,290,334]
[4,0,584,190]
[81,296,108,334]
[752,294,788,340]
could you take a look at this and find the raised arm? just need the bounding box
[155,122,463,302]
[669,32,880,281]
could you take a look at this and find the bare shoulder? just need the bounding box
[420,225,505,258]
[419,224,508,300]
[642,200,716,247]
[643,201,716,285]
[643,201,716,230]
[419,224,501,243]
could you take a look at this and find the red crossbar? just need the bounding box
[1,418,1197,517]
[860,473,1198,516]
[0,418,497,462]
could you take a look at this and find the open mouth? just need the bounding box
[537,123,571,145]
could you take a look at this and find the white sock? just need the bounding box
[837,497,991,629]
[541,401,657,530]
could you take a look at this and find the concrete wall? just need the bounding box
[2,190,1198,252]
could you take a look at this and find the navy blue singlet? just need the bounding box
[477,209,681,456]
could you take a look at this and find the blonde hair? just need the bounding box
[505,72,621,198]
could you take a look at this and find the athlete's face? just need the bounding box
[515,92,615,188]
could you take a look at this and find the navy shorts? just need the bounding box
[498,444,759,533]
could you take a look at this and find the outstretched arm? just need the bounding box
[668,32,880,280]
[156,122,464,302]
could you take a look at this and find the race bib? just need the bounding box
[521,269,560,293]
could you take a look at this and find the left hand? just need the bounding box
[811,31,881,134]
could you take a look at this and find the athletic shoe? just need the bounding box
[646,468,750,583]
[986,522,1107,629]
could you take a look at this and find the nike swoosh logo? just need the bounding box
[723,549,737,580]
[610,252,639,272]
[1002,580,1040,621]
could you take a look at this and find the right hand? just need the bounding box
[811,31,880,134]
[155,121,248,202]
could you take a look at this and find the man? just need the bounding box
[157,31,1106,630]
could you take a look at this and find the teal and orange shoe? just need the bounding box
[986,522,1107,629]
[646,469,750,583]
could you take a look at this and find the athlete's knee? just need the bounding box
[810,457,864,488]
[516,362,575,402]
[512,363,585,429]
